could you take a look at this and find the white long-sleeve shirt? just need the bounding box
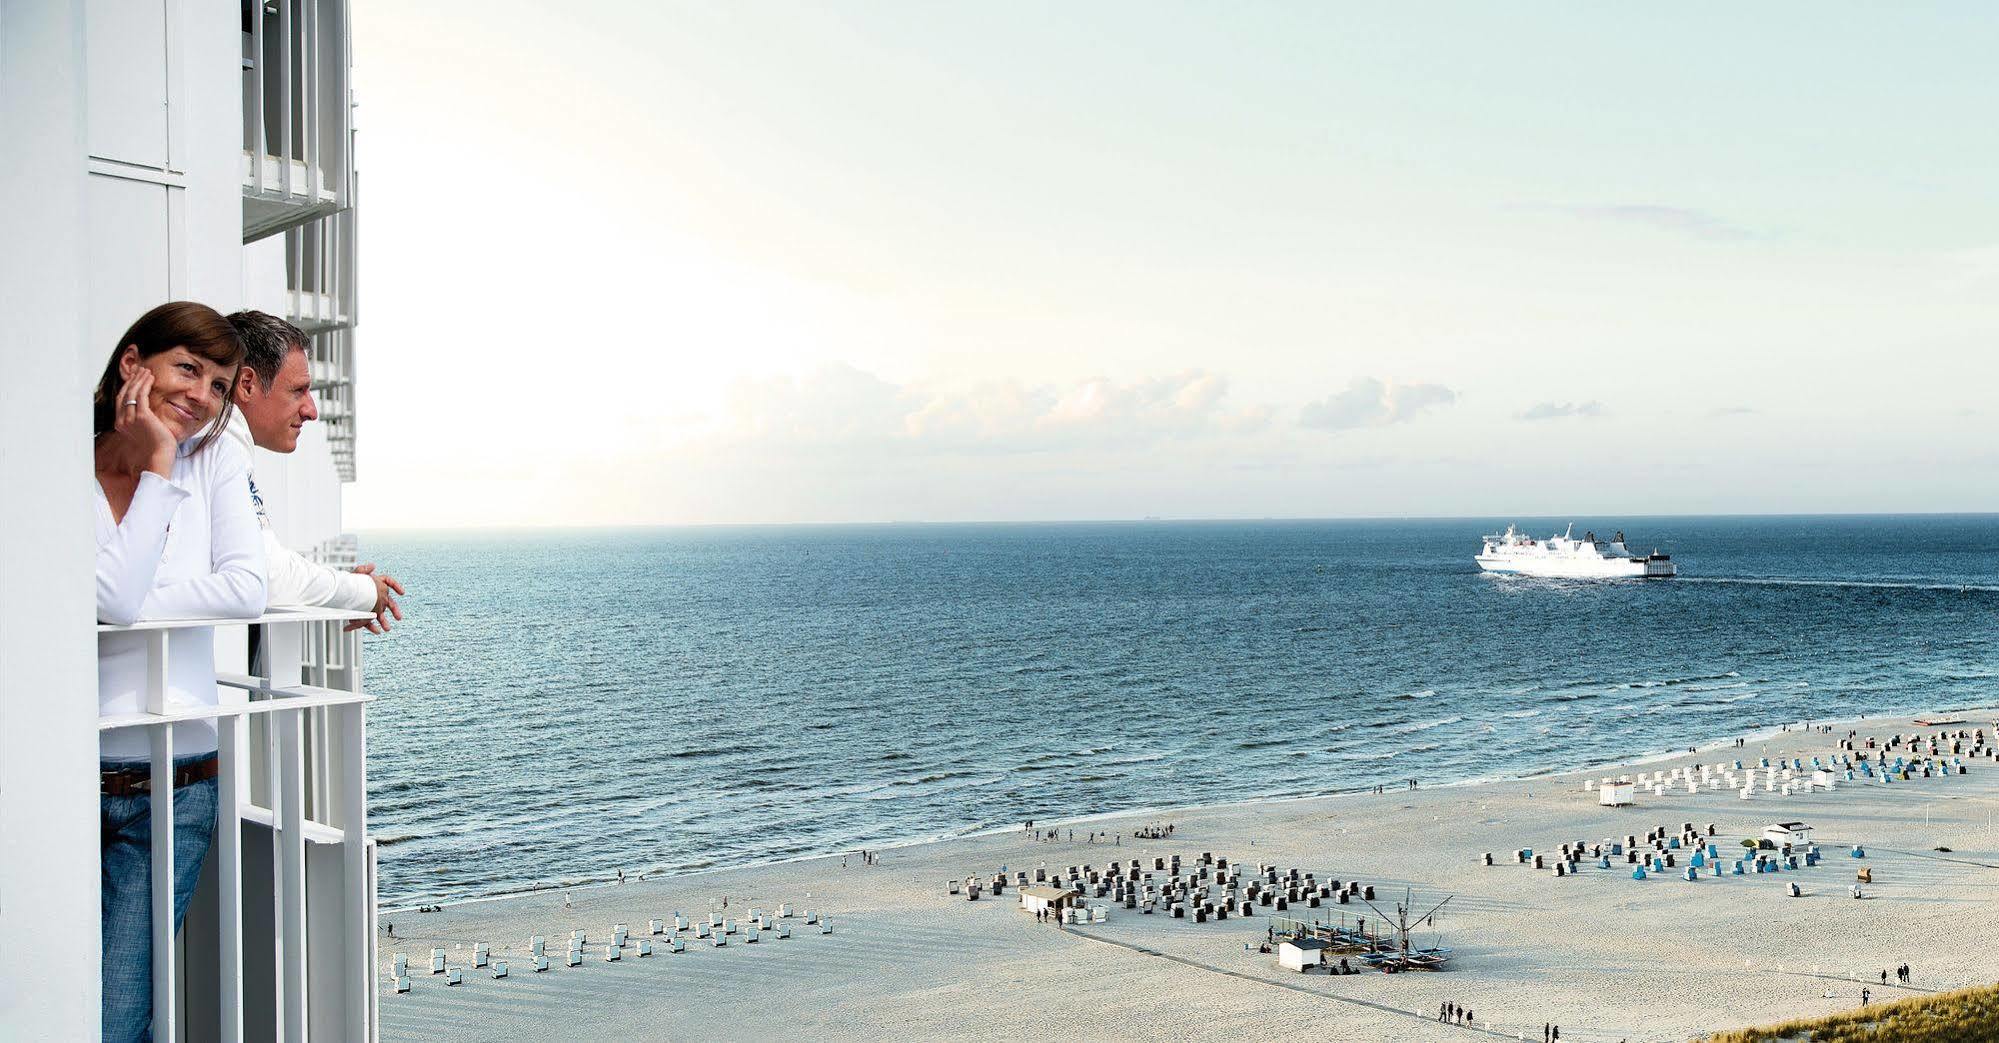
[224,412,377,612]
[96,436,268,760]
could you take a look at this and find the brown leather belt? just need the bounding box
[100,755,220,797]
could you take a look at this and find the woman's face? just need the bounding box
[124,346,234,442]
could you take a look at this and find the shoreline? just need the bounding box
[381,701,1998,916]
[379,705,1999,1042]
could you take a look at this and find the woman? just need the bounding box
[93,301,267,1042]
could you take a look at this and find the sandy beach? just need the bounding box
[377,710,1999,1042]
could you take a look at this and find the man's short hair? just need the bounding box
[226,309,311,389]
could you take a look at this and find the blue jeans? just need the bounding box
[101,753,219,1043]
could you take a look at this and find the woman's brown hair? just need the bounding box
[92,301,247,458]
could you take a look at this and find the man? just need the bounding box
[226,310,404,631]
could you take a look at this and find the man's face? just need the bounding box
[238,348,319,453]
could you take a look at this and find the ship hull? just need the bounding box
[1476,555,1675,579]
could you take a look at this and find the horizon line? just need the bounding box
[352,509,1999,534]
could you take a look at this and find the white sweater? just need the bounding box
[224,412,377,612]
[96,436,269,760]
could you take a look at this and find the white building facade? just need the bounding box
[1,1,371,1038]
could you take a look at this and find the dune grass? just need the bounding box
[1705,983,1999,1042]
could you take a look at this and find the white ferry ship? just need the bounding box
[1476,524,1676,579]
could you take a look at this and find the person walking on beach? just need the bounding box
[1861,988,1871,1006]
[1543,1023,1551,1042]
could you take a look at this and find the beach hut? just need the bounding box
[1599,780,1636,807]
[1019,885,1080,918]
[1764,822,1812,847]
[1277,937,1330,972]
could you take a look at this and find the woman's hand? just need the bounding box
[114,368,176,476]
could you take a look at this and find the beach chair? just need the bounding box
[530,935,545,957]
[446,968,464,986]
[746,926,760,943]
[778,923,793,939]
[392,953,408,978]
[473,943,490,968]
[637,938,653,957]
[431,949,447,974]
[805,910,819,924]
[649,918,664,935]
[675,914,689,931]
[605,944,621,961]
[534,954,551,973]
[821,918,834,934]
[613,922,629,945]
[565,949,582,967]
[492,960,509,978]
[670,937,686,954]
[713,932,727,947]
[696,922,711,938]
[395,976,411,994]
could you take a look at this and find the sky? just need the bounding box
[345,2,1999,528]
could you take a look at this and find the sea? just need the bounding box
[360,515,1999,909]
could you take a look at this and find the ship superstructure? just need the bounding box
[1476,524,1676,579]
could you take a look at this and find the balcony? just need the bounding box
[309,326,357,480]
[241,0,353,242]
[284,207,355,334]
[98,607,377,1042]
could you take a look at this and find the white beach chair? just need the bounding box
[605,944,621,962]
[534,954,551,973]
[696,922,711,938]
[565,949,582,967]
[821,918,834,934]
[778,923,793,939]
[473,943,490,968]
[446,968,464,986]
[572,929,587,944]
[650,918,664,935]
[430,949,447,974]
[805,910,818,924]
[746,926,761,943]
[675,914,689,931]
[713,931,728,947]
[395,976,411,994]
[530,935,546,957]
[392,953,408,977]
[492,959,509,978]
[779,903,794,917]
[638,937,653,956]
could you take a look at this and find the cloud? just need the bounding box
[1549,204,1752,242]
[1299,377,1457,432]
[1707,405,1756,418]
[713,365,1269,454]
[1517,400,1605,421]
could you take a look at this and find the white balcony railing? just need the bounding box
[310,327,357,480]
[285,206,355,334]
[241,0,353,242]
[98,607,377,1042]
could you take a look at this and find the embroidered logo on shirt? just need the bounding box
[248,473,272,530]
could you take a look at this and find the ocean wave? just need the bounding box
[1501,709,1541,719]
[1396,689,1437,700]
[1394,715,1463,735]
